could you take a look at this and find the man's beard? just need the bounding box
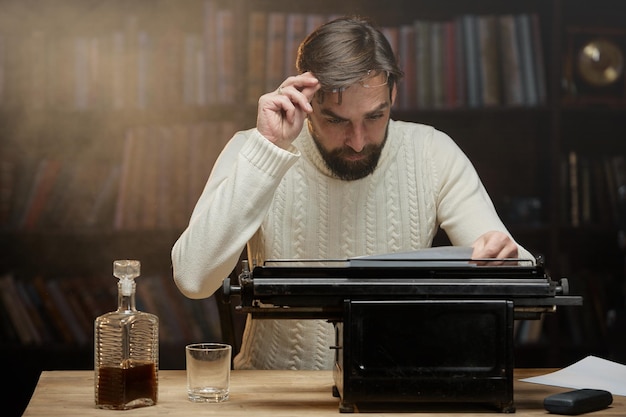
[312,124,388,181]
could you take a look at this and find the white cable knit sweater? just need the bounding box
[172,119,534,370]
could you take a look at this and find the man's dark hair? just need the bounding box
[296,16,404,96]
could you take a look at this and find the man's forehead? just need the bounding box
[313,71,389,106]
[314,89,391,116]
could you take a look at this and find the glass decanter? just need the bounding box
[94,260,158,410]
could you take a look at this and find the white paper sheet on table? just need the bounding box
[520,355,626,396]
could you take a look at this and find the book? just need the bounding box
[139,127,160,230]
[414,20,432,109]
[460,14,481,108]
[0,291,20,343]
[284,13,306,77]
[442,20,459,109]
[88,30,114,110]
[430,21,445,109]
[246,12,268,104]
[265,12,287,92]
[590,157,611,226]
[45,36,74,109]
[216,9,235,104]
[124,15,139,110]
[154,27,184,109]
[530,13,547,105]
[86,163,121,228]
[397,24,415,110]
[57,278,93,345]
[477,15,501,107]
[20,158,62,230]
[0,155,16,227]
[183,34,201,106]
[0,274,39,344]
[603,156,620,225]
[609,155,626,228]
[0,34,5,107]
[568,151,579,227]
[155,126,175,229]
[498,15,525,106]
[5,35,18,106]
[137,31,153,109]
[515,13,538,106]
[74,275,111,321]
[202,0,219,105]
[15,278,54,344]
[41,159,75,229]
[170,124,192,229]
[53,157,111,229]
[26,31,46,109]
[46,278,89,345]
[579,156,592,224]
[8,156,40,228]
[453,16,467,108]
[115,128,145,230]
[16,278,65,343]
[111,30,126,110]
[559,154,571,225]
[73,36,90,110]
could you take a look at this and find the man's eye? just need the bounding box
[327,118,345,124]
[367,113,384,121]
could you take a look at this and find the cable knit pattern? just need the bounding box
[291,164,307,259]
[404,136,421,246]
[317,178,330,260]
[365,180,377,255]
[173,120,535,371]
[385,165,401,254]
[340,186,356,257]
[271,180,287,259]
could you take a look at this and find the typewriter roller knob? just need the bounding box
[557,278,570,295]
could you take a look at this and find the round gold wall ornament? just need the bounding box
[577,37,625,87]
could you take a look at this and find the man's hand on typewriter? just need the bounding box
[471,231,518,265]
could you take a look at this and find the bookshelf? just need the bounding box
[1,0,626,414]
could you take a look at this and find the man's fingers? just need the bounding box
[470,231,519,265]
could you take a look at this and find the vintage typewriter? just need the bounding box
[222,247,582,413]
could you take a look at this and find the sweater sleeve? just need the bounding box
[429,129,535,261]
[171,129,300,299]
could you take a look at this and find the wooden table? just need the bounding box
[23,369,624,416]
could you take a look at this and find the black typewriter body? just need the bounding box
[333,298,515,412]
[223,253,581,413]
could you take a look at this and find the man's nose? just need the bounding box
[345,124,366,152]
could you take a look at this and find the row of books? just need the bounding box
[384,13,546,110]
[561,152,626,228]
[0,0,235,110]
[0,4,546,112]
[0,271,222,347]
[0,120,235,231]
[246,11,547,110]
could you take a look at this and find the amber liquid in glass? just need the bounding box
[96,360,157,408]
